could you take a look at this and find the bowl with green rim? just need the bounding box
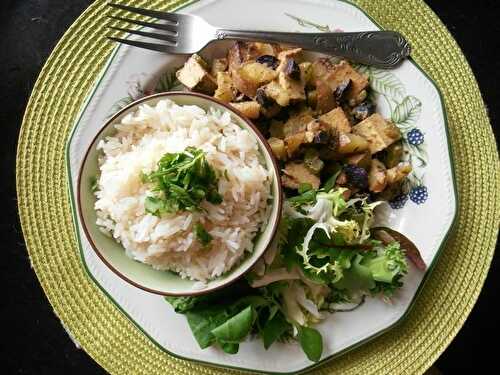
[77,92,283,296]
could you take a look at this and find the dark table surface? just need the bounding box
[2,1,498,374]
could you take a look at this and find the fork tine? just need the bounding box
[107,36,179,53]
[108,26,177,45]
[108,15,178,34]
[109,3,179,24]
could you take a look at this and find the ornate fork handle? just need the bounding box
[216,29,411,69]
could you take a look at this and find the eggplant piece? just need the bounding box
[324,60,369,101]
[334,79,352,102]
[284,59,301,80]
[386,162,412,185]
[214,72,236,103]
[371,227,427,271]
[256,55,280,69]
[383,142,404,168]
[343,165,368,190]
[230,101,261,119]
[232,62,278,97]
[337,133,369,154]
[211,58,228,76]
[304,148,324,174]
[351,101,375,121]
[255,87,274,107]
[282,162,321,190]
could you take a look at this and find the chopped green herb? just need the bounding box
[90,176,99,192]
[194,223,213,246]
[143,147,222,215]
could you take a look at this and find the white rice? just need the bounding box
[94,99,272,282]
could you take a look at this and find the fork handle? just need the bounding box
[215,29,410,69]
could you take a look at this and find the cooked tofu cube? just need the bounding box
[268,137,287,160]
[325,60,368,101]
[214,72,236,103]
[283,110,315,137]
[282,162,320,190]
[176,54,217,94]
[319,107,351,133]
[232,62,278,97]
[230,101,261,119]
[315,80,337,114]
[211,58,228,76]
[352,113,402,154]
[310,57,336,84]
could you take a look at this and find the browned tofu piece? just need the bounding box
[227,42,280,72]
[232,62,278,97]
[214,72,236,103]
[310,57,336,84]
[283,110,315,137]
[319,107,351,133]
[282,162,320,190]
[211,58,228,76]
[230,101,261,119]
[177,54,217,95]
[368,159,387,193]
[277,47,302,60]
[315,80,337,114]
[324,60,368,101]
[352,113,402,154]
[345,152,372,170]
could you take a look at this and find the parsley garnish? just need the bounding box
[194,223,213,246]
[144,147,222,216]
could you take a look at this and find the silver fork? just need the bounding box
[107,3,411,69]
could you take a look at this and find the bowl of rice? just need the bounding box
[77,92,282,296]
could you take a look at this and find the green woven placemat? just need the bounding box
[17,0,499,374]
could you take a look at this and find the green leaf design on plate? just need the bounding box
[368,68,406,102]
[107,96,134,118]
[284,13,331,32]
[392,95,422,129]
[155,67,182,93]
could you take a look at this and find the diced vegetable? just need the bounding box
[268,137,287,160]
[211,58,228,76]
[352,113,402,154]
[176,54,217,94]
[315,80,336,114]
[232,62,278,97]
[351,101,375,122]
[282,162,320,190]
[368,159,387,193]
[386,162,412,185]
[345,152,372,170]
[269,120,285,139]
[214,72,236,103]
[283,110,314,137]
[304,148,324,174]
[230,101,261,119]
[383,142,404,168]
[337,133,369,154]
[324,60,369,101]
[319,107,351,133]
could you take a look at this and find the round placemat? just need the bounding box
[17,0,499,374]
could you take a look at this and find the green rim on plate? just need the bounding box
[17,0,499,374]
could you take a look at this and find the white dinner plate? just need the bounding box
[66,0,457,373]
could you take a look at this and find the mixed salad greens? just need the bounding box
[166,183,416,361]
